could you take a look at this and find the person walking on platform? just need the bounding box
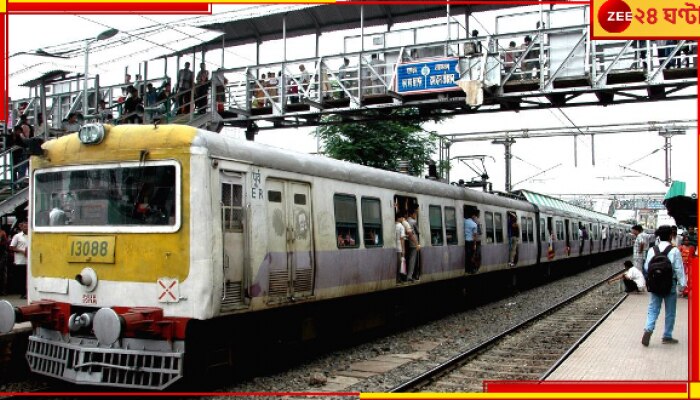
[608,260,645,293]
[641,225,686,346]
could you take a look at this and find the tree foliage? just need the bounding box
[315,109,440,175]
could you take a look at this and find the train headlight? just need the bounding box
[78,124,106,145]
[75,267,98,292]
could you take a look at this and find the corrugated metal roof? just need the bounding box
[520,190,617,223]
[11,26,223,87]
[9,53,82,87]
[187,3,518,50]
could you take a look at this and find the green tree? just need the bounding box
[316,109,440,176]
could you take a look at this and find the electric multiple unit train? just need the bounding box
[0,124,631,389]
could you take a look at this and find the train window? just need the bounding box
[268,191,282,203]
[222,183,243,232]
[527,218,534,242]
[334,194,358,248]
[540,218,546,242]
[484,212,494,244]
[520,217,528,242]
[556,221,564,240]
[494,213,504,243]
[34,163,178,229]
[572,222,578,240]
[429,205,444,246]
[361,197,383,248]
[294,194,306,205]
[445,207,458,245]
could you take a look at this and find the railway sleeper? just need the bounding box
[466,360,556,372]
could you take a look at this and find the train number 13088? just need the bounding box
[71,240,109,257]
[67,236,116,263]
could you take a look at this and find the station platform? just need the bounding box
[547,291,688,380]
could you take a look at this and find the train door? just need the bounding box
[266,180,314,301]
[220,171,248,311]
[564,219,571,256]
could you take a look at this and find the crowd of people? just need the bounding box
[0,221,29,299]
[249,57,389,108]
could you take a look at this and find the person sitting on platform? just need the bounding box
[608,260,645,293]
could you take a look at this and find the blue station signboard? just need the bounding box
[396,58,461,94]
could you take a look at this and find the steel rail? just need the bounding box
[388,269,625,393]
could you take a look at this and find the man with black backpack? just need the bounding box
[641,225,687,346]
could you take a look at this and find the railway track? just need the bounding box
[1,262,628,394]
[389,272,627,393]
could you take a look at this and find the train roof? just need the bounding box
[192,129,535,211]
[39,124,621,224]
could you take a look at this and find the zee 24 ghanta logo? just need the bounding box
[597,0,698,34]
[598,0,634,33]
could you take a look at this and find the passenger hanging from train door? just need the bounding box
[401,214,417,281]
[406,208,421,282]
[464,207,480,273]
[507,211,519,267]
[602,225,608,250]
[546,217,555,260]
[580,223,589,254]
[395,212,407,283]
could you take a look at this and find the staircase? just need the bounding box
[0,147,29,219]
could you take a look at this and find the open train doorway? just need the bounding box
[394,195,420,281]
[463,204,481,274]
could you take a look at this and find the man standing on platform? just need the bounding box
[9,221,29,299]
[641,225,686,346]
[631,225,651,272]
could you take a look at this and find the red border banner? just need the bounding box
[1,2,697,398]
[7,2,210,13]
[485,381,689,393]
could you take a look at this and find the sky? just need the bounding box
[7,5,699,202]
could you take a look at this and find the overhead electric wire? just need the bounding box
[138,14,256,67]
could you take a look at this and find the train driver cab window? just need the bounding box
[334,194,359,248]
[429,205,444,246]
[361,197,383,248]
[445,207,458,245]
[485,212,495,244]
[494,212,504,243]
[34,162,178,230]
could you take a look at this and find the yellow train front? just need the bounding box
[5,124,204,389]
